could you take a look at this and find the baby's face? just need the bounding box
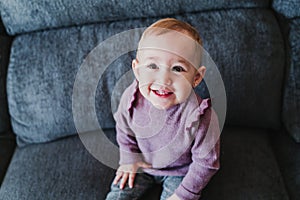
[132,31,205,109]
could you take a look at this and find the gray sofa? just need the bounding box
[0,0,300,199]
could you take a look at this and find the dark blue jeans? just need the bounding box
[105,173,184,200]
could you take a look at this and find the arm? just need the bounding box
[116,124,144,165]
[114,112,151,189]
[113,80,144,165]
[175,108,221,200]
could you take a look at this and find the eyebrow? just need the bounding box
[177,59,190,66]
[146,56,158,60]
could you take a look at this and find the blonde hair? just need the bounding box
[137,18,203,67]
[140,18,202,46]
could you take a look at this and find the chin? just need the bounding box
[151,101,176,110]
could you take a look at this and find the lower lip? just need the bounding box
[152,90,174,98]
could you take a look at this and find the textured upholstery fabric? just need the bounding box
[0,35,12,133]
[271,130,300,200]
[273,0,300,19]
[0,1,299,199]
[6,20,141,146]
[7,9,285,146]
[0,0,271,35]
[0,130,116,200]
[201,127,289,200]
[282,18,300,142]
[273,3,300,149]
[189,9,285,130]
[0,127,289,200]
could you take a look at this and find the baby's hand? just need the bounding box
[113,161,152,189]
[167,194,181,200]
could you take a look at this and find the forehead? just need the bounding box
[138,31,201,67]
[138,49,191,68]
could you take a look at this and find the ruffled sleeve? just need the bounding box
[185,97,211,133]
[126,80,140,112]
[198,98,211,116]
[175,101,220,200]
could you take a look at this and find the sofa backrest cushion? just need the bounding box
[273,0,300,19]
[0,0,271,35]
[6,22,138,146]
[282,18,300,142]
[272,0,300,142]
[6,8,285,146]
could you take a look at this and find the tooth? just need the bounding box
[159,91,165,95]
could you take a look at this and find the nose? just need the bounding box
[158,68,172,86]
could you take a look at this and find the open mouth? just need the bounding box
[152,89,174,98]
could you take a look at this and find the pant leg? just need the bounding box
[105,173,155,200]
[160,176,184,200]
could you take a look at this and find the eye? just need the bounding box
[147,63,158,70]
[172,65,186,72]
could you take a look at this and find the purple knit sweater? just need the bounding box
[114,80,220,200]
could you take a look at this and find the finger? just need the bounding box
[113,172,123,185]
[128,172,136,188]
[120,173,129,190]
[138,162,152,169]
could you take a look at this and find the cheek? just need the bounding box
[138,75,153,89]
[137,72,153,92]
[174,78,193,97]
[177,76,194,88]
[138,68,153,81]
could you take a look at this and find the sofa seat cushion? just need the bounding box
[0,127,289,200]
[0,0,270,35]
[0,129,117,200]
[271,130,300,200]
[201,127,289,200]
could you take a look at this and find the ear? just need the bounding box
[132,59,140,81]
[193,66,206,88]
